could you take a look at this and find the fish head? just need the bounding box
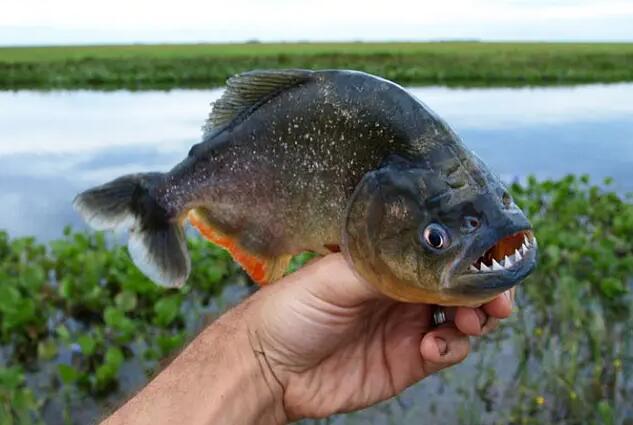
[342,154,537,307]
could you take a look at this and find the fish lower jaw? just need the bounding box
[467,233,537,274]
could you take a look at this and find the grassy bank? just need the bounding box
[1,42,633,90]
[1,175,632,424]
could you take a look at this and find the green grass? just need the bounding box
[1,42,633,89]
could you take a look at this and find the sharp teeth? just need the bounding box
[521,243,528,254]
[469,264,479,272]
[514,250,523,262]
[492,259,504,271]
[504,255,513,268]
[480,262,491,272]
[523,235,531,247]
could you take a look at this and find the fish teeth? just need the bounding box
[523,235,531,247]
[469,235,535,275]
[492,259,504,271]
[514,250,523,262]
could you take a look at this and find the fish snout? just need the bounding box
[446,200,537,304]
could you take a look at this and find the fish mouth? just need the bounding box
[467,229,536,274]
[452,228,538,295]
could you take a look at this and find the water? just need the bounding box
[1,84,633,240]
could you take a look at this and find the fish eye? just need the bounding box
[422,223,450,250]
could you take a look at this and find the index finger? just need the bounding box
[481,288,515,319]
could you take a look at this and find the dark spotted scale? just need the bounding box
[74,69,537,306]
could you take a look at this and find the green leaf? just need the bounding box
[77,335,97,356]
[0,285,22,312]
[206,263,227,284]
[95,363,117,387]
[597,400,615,425]
[104,306,126,328]
[115,291,138,312]
[57,364,80,384]
[59,277,74,299]
[93,347,125,389]
[153,295,182,326]
[20,265,45,291]
[105,346,124,369]
[104,306,137,341]
[56,324,71,342]
[599,277,626,299]
[156,332,186,356]
[0,366,24,389]
[545,245,561,265]
[37,339,58,361]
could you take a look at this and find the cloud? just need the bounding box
[1,0,632,44]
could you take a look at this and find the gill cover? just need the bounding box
[342,162,447,303]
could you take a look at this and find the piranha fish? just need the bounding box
[74,69,537,306]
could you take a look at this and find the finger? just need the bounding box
[304,256,323,267]
[481,289,514,319]
[419,326,470,376]
[454,307,488,336]
[480,317,500,335]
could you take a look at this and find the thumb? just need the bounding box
[295,253,386,306]
[419,326,470,376]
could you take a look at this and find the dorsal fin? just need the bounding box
[204,69,314,135]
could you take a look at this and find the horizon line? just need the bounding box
[3,39,633,49]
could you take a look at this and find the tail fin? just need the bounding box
[73,173,190,288]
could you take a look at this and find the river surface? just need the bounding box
[1,83,633,240]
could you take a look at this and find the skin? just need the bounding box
[102,254,514,424]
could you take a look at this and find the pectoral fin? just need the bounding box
[188,209,291,285]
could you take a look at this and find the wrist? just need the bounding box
[102,297,287,425]
[204,299,288,425]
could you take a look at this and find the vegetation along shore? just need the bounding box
[1,42,633,90]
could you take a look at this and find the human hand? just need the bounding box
[246,253,514,420]
[102,253,515,425]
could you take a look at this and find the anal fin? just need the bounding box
[188,209,290,285]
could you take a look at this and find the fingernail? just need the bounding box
[435,337,448,356]
[475,309,488,327]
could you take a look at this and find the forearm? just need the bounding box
[102,299,287,425]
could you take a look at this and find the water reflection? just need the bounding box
[1,84,632,240]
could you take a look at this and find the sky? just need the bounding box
[1,0,633,46]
